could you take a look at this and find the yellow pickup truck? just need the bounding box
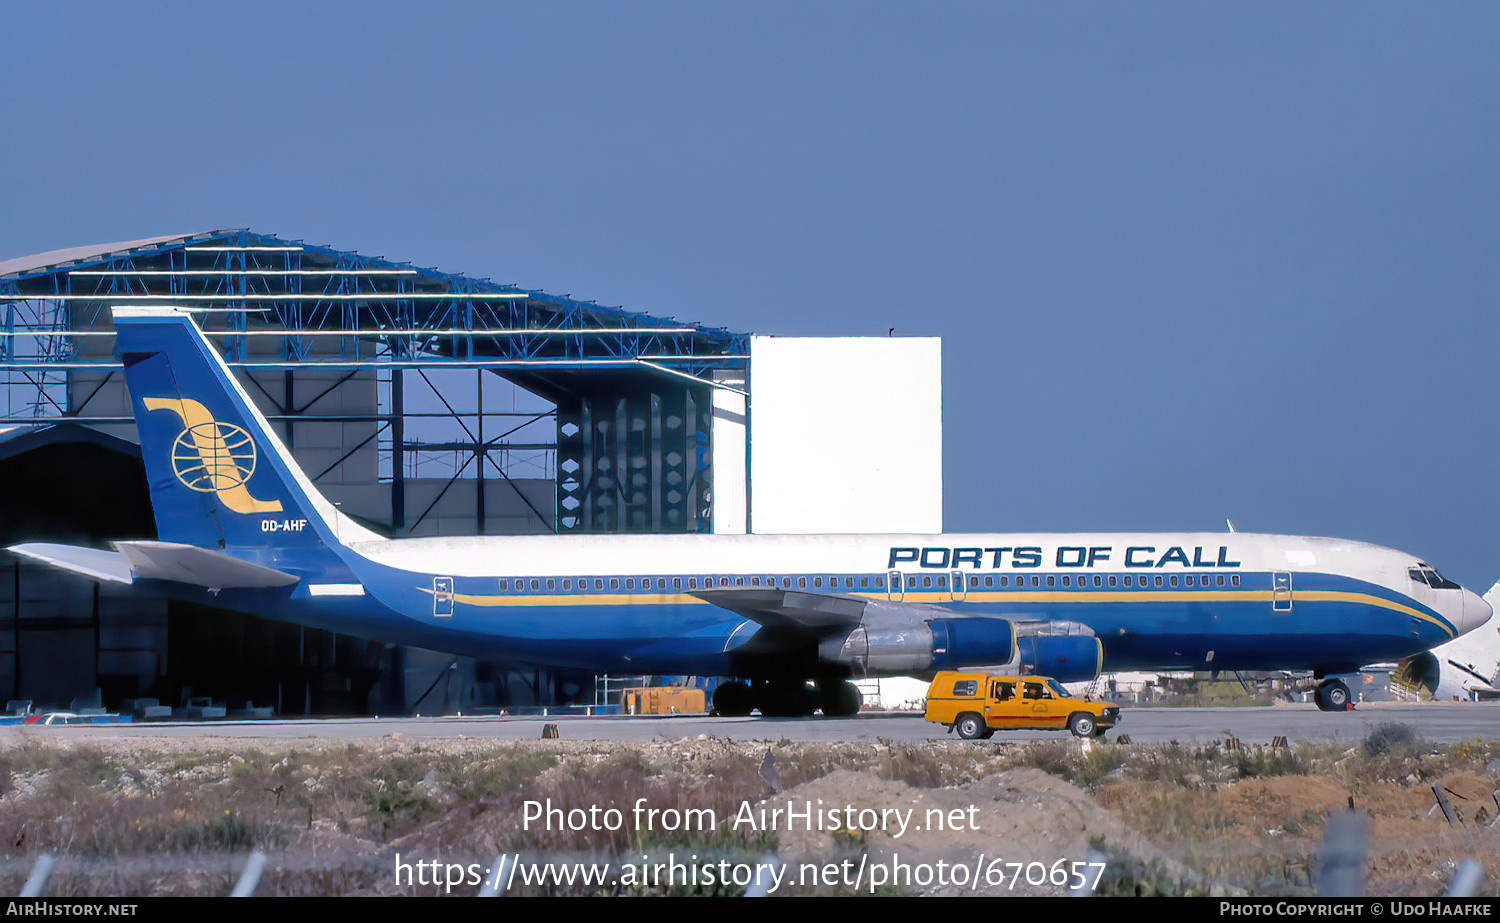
[924,671,1121,739]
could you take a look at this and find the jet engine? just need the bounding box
[826,601,1014,674]
[1016,634,1103,683]
[1391,630,1500,702]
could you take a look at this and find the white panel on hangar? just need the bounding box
[740,336,941,534]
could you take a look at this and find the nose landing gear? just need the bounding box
[1315,678,1354,711]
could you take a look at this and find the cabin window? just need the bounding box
[1169,576,1177,587]
[1108,576,1117,587]
[1231,575,1240,587]
[1154,575,1163,587]
[937,576,947,589]
[737,577,745,586]
[498,579,507,591]
[546,579,555,591]
[1046,576,1055,587]
[1216,575,1224,586]
[530,579,540,591]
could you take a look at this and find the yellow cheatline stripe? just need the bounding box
[415,587,1454,636]
[1293,591,1453,635]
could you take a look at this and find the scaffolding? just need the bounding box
[0,229,748,535]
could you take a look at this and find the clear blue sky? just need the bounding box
[3,2,1497,585]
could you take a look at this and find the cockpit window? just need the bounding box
[1409,565,1461,590]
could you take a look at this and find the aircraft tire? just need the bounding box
[759,682,817,717]
[712,681,754,717]
[818,680,862,717]
[1316,679,1352,712]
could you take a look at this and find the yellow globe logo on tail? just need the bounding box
[145,397,283,514]
[172,421,257,492]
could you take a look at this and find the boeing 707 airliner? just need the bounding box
[9,308,1493,717]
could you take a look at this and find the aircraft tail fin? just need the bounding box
[112,307,380,563]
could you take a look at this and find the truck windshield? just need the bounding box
[1046,680,1070,698]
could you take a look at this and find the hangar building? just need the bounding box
[0,230,940,716]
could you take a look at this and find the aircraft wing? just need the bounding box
[9,540,299,590]
[689,587,873,636]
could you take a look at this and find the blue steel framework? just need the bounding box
[0,229,750,536]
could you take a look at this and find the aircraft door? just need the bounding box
[887,570,904,602]
[951,570,967,602]
[434,576,455,618]
[1272,573,1292,612]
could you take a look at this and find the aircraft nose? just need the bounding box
[1460,588,1493,636]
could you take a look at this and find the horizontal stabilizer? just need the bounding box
[6,541,299,590]
[112,541,300,589]
[8,543,135,584]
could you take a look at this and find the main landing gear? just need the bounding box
[712,679,863,718]
[1314,678,1353,712]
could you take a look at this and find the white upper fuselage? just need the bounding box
[346,529,1491,642]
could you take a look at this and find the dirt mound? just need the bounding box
[769,766,1194,895]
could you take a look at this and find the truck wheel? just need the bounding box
[1068,713,1096,737]
[955,713,988,740]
